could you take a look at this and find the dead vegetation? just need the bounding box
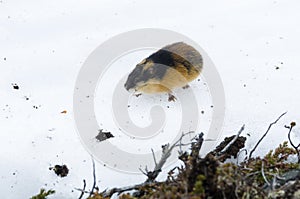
[49,164,69,178]
[32,113,300,198]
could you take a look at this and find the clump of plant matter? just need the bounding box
[32,113,300,199]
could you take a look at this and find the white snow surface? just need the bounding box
[1,0,300,198]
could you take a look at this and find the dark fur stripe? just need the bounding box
[148,49,193,74]
[147,49,176,67]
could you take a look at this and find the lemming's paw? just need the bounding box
[182,85,190,89]
[168,93,177,102]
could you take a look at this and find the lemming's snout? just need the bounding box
[124,78,134,91]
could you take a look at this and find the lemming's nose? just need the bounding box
[124,82,129,90]
[124,81,132,91]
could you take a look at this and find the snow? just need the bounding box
[1,0,300,198]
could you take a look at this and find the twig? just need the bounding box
[151,148,157,167]
[167,167,178,182]
[75,189,89,194]
[89,157,97,197]
[219,125,245,155]
[175,134,198,148]
[144,131,197,183]
[243,171,261,180]
[248,112,287,159]
[261,161,270,188]
[139,168,147,176]
[286,122,300,163]
[178,131,197,153]
[144,144,170,183]
[271,174,277,190]
[101,132,203,197]
[186,133,205,191]
[101,182,161,198]
[78,180,86,199]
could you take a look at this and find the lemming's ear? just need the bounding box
[139,59,147,64]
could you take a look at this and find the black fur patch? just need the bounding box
[148,49,175,67]
[148,49,193,74]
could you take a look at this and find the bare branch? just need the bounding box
[219,125,245,155]
[249,112,287,159]
[101,182,161,198]
[144,144,170,183]
[139,168,147,176]
[100,132,203,198]
[144,131,198,183]
[89,157,97,197]
[175,134,199,148]
[75,188,89,194]
[151,148,157,167]
[78,180,86,199]
[286,122,300,163]
[261,161,270,187]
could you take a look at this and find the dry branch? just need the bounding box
[89,158,97,197]
[218,125,245,155]
[78,180,86,199]
[143,131,197,183]
[286,122,300,163]
[100,132,203,197]
[249,112,287,159]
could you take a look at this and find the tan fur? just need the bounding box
[126,42,203,96]
[136,65,199,94]
[137,83,171,94]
